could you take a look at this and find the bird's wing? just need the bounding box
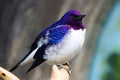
[30,21,60,52]
[9,28,49,72]
[10,25,71,72]
[44,25,71,45]
[27,25,71,72]
[31,24,71,51]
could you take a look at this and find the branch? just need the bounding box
[50,65,71,80]
[0,65,71,80]
[0,67,20,80]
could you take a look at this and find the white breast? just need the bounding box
[44,29,86,65]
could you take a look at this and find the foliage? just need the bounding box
[102,52,120,80]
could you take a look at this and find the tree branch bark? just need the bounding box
[0,67,20,80]
[50,65,71,80]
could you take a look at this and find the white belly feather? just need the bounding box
[44,29,86,64]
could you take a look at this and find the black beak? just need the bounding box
[78,15,86,21]
[74,15,86,21]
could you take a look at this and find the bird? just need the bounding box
[10,9,86,73]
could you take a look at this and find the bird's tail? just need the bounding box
[9,48,40,72]
[9,61,22,72]
[26,59,45,73]
[9,53,33,72]
[9,53,31,72]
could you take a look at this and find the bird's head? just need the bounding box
[60,9,86,30]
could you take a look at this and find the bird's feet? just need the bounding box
[57,63,71,76]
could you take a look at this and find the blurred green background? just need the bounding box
[0,0,119,80]
[89,1,120,80]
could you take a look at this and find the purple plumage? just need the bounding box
[10,9,86,73]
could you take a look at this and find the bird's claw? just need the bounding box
[57,63,71,76]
